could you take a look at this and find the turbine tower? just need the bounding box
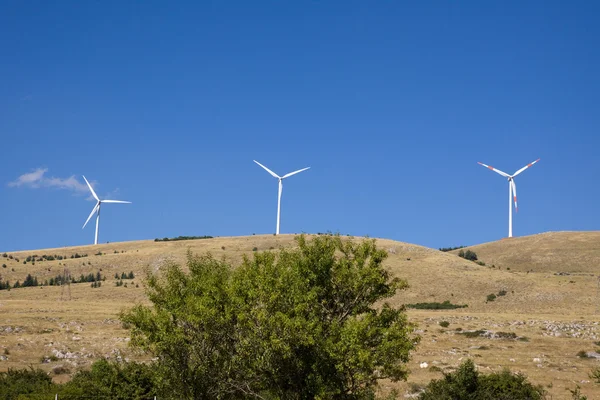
[477,159,540,238]
[253,160,310,235]
[82,176,131,245]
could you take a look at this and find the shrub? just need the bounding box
[0,367,57,398]
[52,365,70,375]
[577,350,589,358]
[58,359,156,399]
[418,359,546,400]
[498,289,507,296]
[406,301,468,310]
[439,321,450,328]
[2,264,5,268]
[120,235,418,399]
[496,332,517,339]
[252,247,258,251]
[464,250,478,261]
[486,294,496,302]
[458,330,486,338]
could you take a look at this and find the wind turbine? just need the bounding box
[477,159,540,238]
[253,160,310,235]
[82,176,131,245]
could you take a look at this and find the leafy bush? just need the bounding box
[58,359,156,399]
[464,250,478,261]
[121,235,418,399]
[418,359,546,400]
[406,300,468,310]
[486,294,497,302]
[457,249,478,261]
[439,321,450,328]
[0,367,57,398]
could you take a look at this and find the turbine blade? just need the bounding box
[282,167,310,179]
[253,160,280,178]
[512,158,540,177]
[82,176,100,201]
[101,200,132,204]
[83,202,100,229]
[278,179,283,204]
[477,162,510,178]
[511,180,518,212]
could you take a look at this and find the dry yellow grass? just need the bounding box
[450,231,600,273]
[1,232,599,398]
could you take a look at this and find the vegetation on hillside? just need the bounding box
[418,359,546,400]
[121,234,419,399]
[0,357,566,399]
[458,249,478,261]
[154,235,213,242]
[0,271,106,291]
[405,300,468,310]
[439,245,466,252]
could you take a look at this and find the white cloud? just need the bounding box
[8,168,89,194]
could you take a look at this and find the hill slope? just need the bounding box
[1,233,599,399]
[450,231,600,273]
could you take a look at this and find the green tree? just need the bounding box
[121,234,418,399]
[419,359,546,400]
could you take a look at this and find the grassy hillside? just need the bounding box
[449,231,600,273]
[1,233,599,399]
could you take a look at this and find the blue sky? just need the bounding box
[1,1,599,251]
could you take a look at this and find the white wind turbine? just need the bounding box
[82,176,131,245]
[253,160,310,235]
[477,159,540,238]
